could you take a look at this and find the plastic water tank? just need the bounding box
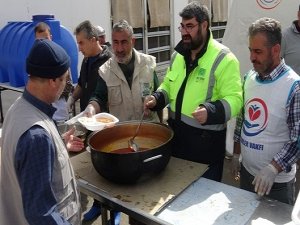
[0,15,78,87]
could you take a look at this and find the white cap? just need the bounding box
[95,25,105,37]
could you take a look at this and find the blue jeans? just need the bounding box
[240,164,295,205]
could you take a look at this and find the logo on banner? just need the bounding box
[243,98,268,136]
[256,0,281,9]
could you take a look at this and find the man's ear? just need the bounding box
[201,20,208,31]
[131,37,136,46]
[273,43,280,56]
[49,78,57,87]
[91,36,97,43]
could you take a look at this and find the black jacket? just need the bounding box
[78,46,112,111]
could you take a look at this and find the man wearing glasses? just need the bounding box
[145,1,243,182]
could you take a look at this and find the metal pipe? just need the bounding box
[143,0,148,54]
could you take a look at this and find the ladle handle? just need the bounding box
[132,111,145,140]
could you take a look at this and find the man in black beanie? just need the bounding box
[34,22,74,122]
[0,39,83,225]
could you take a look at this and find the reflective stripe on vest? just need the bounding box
[206,48,230,101]
[169,48,230,130]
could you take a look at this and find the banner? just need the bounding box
[223,0,299,75]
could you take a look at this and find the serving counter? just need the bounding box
[156,178,294,225]
[71,151,209,224]
[71,151,294,225]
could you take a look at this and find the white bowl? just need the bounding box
[78,116,105,131]
[77,113,119,131]
[93,113,119,128]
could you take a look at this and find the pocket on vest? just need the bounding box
[108,85,123,106]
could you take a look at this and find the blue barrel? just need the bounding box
[0,15,78,87]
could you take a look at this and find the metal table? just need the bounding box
[70,151,209,225]
[77,179,170,225]
[0,82,24,122]
[0,82,77,122]
[156,177,294,225]
[71,151,294,225]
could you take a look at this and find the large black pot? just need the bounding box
[88,121,174,184]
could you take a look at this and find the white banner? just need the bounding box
[223,0,299,75]
[223,0,299,154]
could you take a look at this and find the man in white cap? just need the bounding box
[0,39,83,225]
[95,25,112,49]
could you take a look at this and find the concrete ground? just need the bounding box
[0,89,299,225]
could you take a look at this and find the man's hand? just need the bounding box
[62,126,84,152]
[191,106,208,124]
[67,96,75,112]
[252,164,278,196]
[84,104,96,117]
[231,153,241,181]
[144,95,156,116]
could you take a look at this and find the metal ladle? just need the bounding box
[128,111,145,152]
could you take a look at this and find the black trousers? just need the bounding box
[240,164,295,205]
[168,118,226,181]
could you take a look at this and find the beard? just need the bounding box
[182,30,203,51]
[252,52,274,77]
[115,50,132,64]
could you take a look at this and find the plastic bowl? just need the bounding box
[78,113,119,131]
[78,117,105,131]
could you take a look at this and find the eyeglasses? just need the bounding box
[178,23,199,33]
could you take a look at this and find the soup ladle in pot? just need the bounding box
[128,111,145,152]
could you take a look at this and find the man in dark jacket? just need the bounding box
[67,20,112,112]
[67,20,115,223]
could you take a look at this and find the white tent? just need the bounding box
[223,0,300,154]
[224,0,299,75]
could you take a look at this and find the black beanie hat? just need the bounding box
[26,39,70,78]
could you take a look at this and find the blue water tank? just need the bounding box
[0,15,78,87]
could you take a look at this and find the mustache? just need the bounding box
[115,51,124,55]
[182,34,191,39]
